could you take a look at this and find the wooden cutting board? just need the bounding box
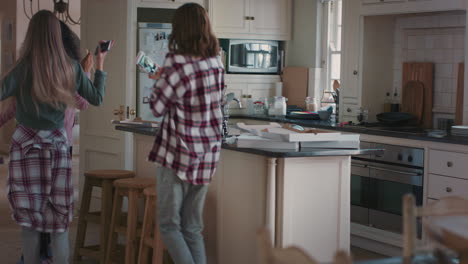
[282,67,309,108]
[401,81,424,125]
[456,63,464,125]
[402,63,434,129]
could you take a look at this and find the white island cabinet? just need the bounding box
[120,127,380,264]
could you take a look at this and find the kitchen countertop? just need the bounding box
[115,125,383,158]
[228,114,468,146]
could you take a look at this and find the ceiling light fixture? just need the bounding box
[23,0,81,25]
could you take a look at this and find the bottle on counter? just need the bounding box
[383,92,391,112]
[391,88,400,112]
[246,95,254,115]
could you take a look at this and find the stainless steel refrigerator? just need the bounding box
[137,23,172,121]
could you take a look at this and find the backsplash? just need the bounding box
[392,12,466,127]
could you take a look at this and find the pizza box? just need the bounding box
[236,122,343,142]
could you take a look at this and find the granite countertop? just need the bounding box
[115,125,383,158]
[229,115,468,146]
[222,144,383,158]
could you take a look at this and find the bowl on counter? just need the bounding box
[317,110,332,120]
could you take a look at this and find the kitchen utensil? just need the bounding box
[402,63,434,128]
[376,112,416,125]
[456,63,464,125]
[401,80,424,125]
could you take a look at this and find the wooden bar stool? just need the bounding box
[106,177,156,264]
[138,187,164,264]
[73,170,135,264]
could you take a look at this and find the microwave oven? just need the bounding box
[220,39,280,74]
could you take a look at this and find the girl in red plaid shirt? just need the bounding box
[148,3,225,264]
[0,11,109,263]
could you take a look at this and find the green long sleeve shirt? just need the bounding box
[1,61,107,130]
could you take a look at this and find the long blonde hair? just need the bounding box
[18,10,75,111]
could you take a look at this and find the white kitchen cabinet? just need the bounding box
[428,150,468,179]
[428,174,468,200]
[211,0,250,34]
[360,0,465,15]
[249,0,292,37]
[340,0,362,122]
[210,0,292,40]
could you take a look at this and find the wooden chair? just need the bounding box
[73,170,135,264]
[257,228,352,264]
[138,187,164,264]
[403,194,468,263]
[105,177,156,264]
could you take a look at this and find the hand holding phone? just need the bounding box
[95,40,114,71]
[95,40,115,55]
[136,51,160,75]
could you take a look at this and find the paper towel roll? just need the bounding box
[275,82,283,96]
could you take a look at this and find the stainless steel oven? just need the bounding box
[351,142,424,235]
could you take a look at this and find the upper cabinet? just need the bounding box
[211,0,250,34]
[339,0,362,121]
[210,0,292,40]
[359,0,465,15]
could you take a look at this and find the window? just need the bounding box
[321,0,342,107]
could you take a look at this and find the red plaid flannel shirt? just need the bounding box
[148,53,225,185]
[8,125,72,232]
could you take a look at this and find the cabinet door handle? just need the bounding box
[347,108,352,113]
[353,70,358,75]
[251,16,255,20]
[446,187,453,193]
[447,161,453,167]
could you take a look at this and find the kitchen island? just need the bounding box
[115,125,382,264]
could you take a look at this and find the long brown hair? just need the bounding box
[20,10,75,110]
[169,3,219,58]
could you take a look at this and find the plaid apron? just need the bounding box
[7,125,72,233]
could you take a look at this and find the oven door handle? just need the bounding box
[367,165,422,177]
[352,164,367,168]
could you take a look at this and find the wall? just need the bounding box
[361,16,396,122]
[392,12,465,127]
[16,0,81,56]
[286,0,324,99]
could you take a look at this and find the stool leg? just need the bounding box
[106,189,123,264]
[153,194,164,264]
[153,229,164,264]
[138,195,153,264]
[100,180,114,264]
[73,179,93,263]
[126,189,139,264]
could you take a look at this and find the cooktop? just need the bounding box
[349,122,427,135]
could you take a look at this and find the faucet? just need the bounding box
[232,98,243,108]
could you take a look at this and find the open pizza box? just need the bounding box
[236,122,346,142]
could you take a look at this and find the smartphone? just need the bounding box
[136,51,158,74]
[94,40,114,55]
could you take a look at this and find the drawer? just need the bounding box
[362,0,404,4]
[428,174,468,200]
[428,150,468,179]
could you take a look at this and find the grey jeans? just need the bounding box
[21,227,69,263]
[156,167,209,264]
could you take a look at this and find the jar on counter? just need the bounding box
[305,97,318,112]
